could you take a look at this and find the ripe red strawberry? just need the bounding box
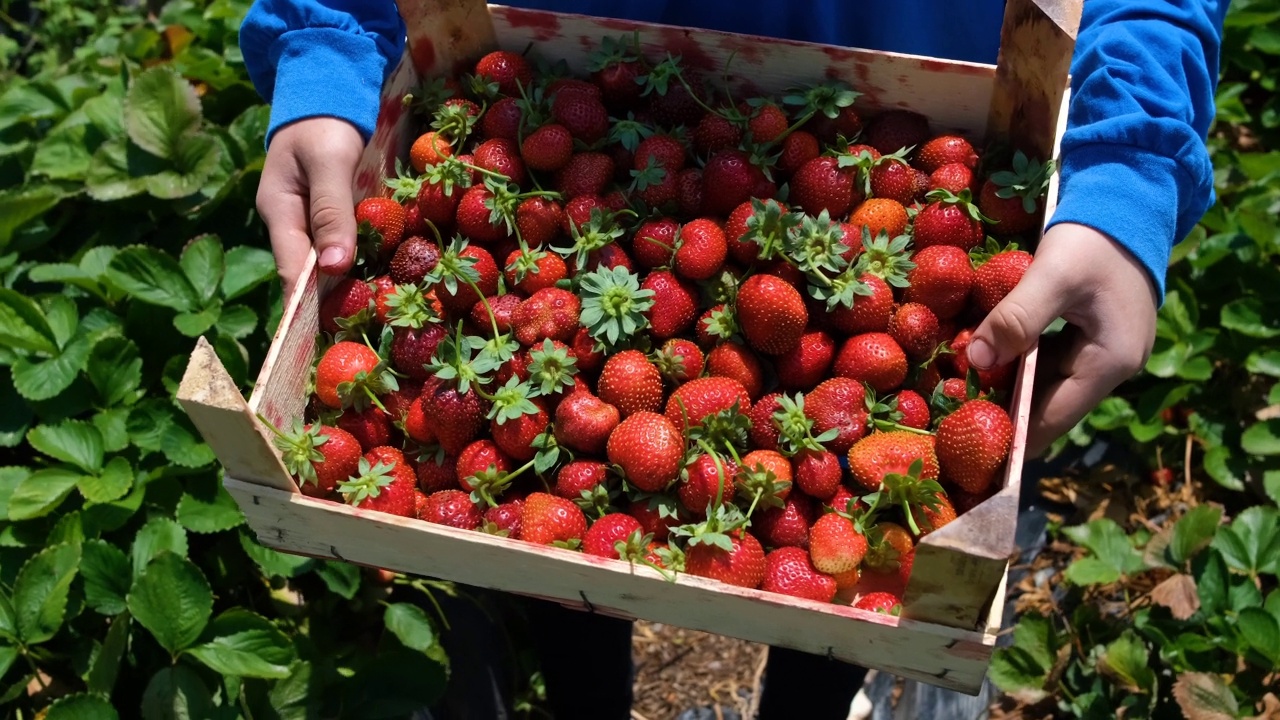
[632,217,678,269]
[746,393,785,452]
[978,152,1053,235]
[695,112,743,154]
[484,499,524,536]
[640,271,698,340]
[455,186,509,245]
[736,274,808,356]
[436,244,499,315]
[936,399,1013,495]
[355,198,407,256]
[849,199,908,238]
[570,327,604,373]
[585,242,635,274]
[664,377,751,432]
[482,96,523,140]
[833,333,908,393]
[419,489,483,529]
[370,275,396,324]
[590,43,645,109]
[339,456,417,518]
[673,219,727,281]
[910,493,958,535]
[888,303,941,360]
[702,150,769,217]
[655,338,705,384]
[384,379,423,425]
[789,156,857,217]
[629,498,684,542]
[808,105,863,145]
[416,455,458,494]
[946,328,1016,395]
[457,438,513,486]
[846,431,940,492]
[754,493,815,549]
[475,294,520,338]
[723,201,761,265]
[521,124,573,172]
[774,330,835,392]
[793,448,842,500]
[552,92,609,144]
[391,324,446,380]
[903,245,974,320]
[272,423,361,497]
[930,163,975,195]
[705,342,765,401]
[512,197,564,249]
[319,278,375,335]
[973,249,1032,313]
[862,521,915,588]
[519,492,588,545]
[555,152,614,199]
[505,249,566,296]
[762,546,837,602]
[827,485,858,515]
[685,530,767,589]
[315,342,383,409]
[583,513,645,559]
[512,288,580,346]
[679,453,739,515]
[915,135,978,173]
[475,50,533,96]
[490,397,549,463]
[854,591,902,614]
[746,102,789,143]
[738,450,793,505]
[409,131,453,173]
[868,160,921,205]
[778,130,820,176]
[635,134,686,174]
[419,378,487,454]
[597,350,663,417]
[828,274,894,335]
[804,378,869,454]
[390,236,442,285]
[894,390,932,430]
[808,513,867,576]
[337,405,391,452]
[473,138,527,186]
[607,412,684,492]
[675,168,705,218]
[864,110,930,155]
[547,77,601,101]
[554,391,620,455]
[913,191,986,250]
[554,460,608,500]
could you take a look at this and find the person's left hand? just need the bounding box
[967,222,1159,457]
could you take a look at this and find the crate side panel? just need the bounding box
[228,478,995,693]
[489,6,997,137]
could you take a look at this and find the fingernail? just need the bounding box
[318,247,346,270]
[968,337,996,370]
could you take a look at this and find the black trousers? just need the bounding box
[426,589,867,720]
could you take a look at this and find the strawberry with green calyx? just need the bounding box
[609,112,657,156]
[610,528,677,581]
[913,188,993,251]
[513,197,566,251]
[410,131,454,174]
[530,427,565,478]
[608,411,685,493]
[808,511,868,577]
[425,237,499,325]
[875,458,951,536]
[789,156,858,218]
[430,99,481,144]
[263,418,361,496]
[553,460,613,513]
[679,450,739,516]
[684,403,753,459]
[390,236,442,286]
[589,34,646,109]
[672,503,766,589]
[696,304,739,347]
[979,151,1054,236]
[740,198,802,263]
[853,227,916,289]
[323,279,377,340]
[338,458,417,517]
[844,145,909,198]
[583,514,645,559]
[505,246,567,294]
[727,447,792,518]
[846,430,939,494]
[383,283,438,330]
[860,386,909,434]
[787,210,852,282]
[629,154,674,208]
[654,338,704,384]
[485,375,544,426]
[457,439,514,506]
[481,499,524,537]
[638,53,716,127]
[970,239,1033,314]
[781,81,862,145]
[861,521,915,585]
[355,197,407,263]
[317,341,398,412]
[854,592,903,615]
[665,378,752,437]
[935,398,1013,495]
[577,265,655,350]
[553,208,628,273]
[770,393,840,457]
[422,322,501,397]
[420,489,484,529]
[519,491,588,548]
[736,273,808,356]
[526,339,579,398]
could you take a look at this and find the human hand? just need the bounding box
[967,223,1158,457]
[256,117,365,301]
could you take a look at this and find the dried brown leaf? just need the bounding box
[1173,672,1237,720]
[1150,573,1200,620]
[1247,693,1280,720]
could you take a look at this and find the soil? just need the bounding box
[631,621,767,720]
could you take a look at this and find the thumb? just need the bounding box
[298,120,364,276]
[969,264,1070,370]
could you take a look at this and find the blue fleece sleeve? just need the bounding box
[240,0,406,145]
[1045,0,1229,298]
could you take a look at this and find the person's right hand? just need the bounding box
[256,117,365,301]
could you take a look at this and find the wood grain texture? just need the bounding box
[226,476,997,694]
[178,337,298,494]
[401,0,498,78]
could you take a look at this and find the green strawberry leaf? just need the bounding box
[127,552,213,655]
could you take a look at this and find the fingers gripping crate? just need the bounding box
[179,0,1080,694]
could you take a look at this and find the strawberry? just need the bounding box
[947,328,1016,394]
[513,197,565,249]
[853,591,902,615]
[484,499,524,536]
[736,274,808,356]
[315,341,389,409]
[390,237,442,285]
[270,422,361,497]
[547,77,602,101]
[474,294,520,337]
[753,493,815,549]
[736,450,793,506]
[640,270,698,340]
[475,50,533,96]
[629,498,685,542]
[419,378,487,454]
[554,460,609,501]
[435,244,499,316]
[929,163,975,195]
[597,350,664,417]
[455,186,510,245]
[555,152,614,199]
[370,275,396,324]
[793,448,842,500]
[888,303,941,360]
[705,342,765,401]
[849,199,908,239]
[519,492,588,545]
[913,189,987,250]
[355,197,407,257]
[482,96,524,140]
[646,65,706,127]
[589,38,645,109]
[723,201,761,265]
[409,131,453,173]
[804,378,869,454]
[915,135,978,173]
[679,453,739,515]
[827,485,858,515]
[894,390,932,430]
[808,513,867,576]
[319,278,376,336]
[512,288,580,346]
[972,249,1032,313]
[745,393,784,452]
[521,123,574,172]
[846,431,940,492]
[695,112,743,154]
[903,245,974,320]
[862,521,915,591]
[562,195,606,236]
[762,546,837,603]
[978,152,1053,236]
[789,156,857,218]
[457,439,513,490]
[868,159,920,205]
[935,399,1013,495]
[554,391,620,455]
[505,248,567,296]
[571,327,604,373]
[490,393,549,463]
[552,91,609,144]
[419,489,483,529]
[384,379,423,424]
[702,149,768,217]
[684,529,767,589]
[833,333,908,393]
[673,219,727,281]
[632,217,679,269]
[774,330,836,392]
[807,102,863,145]
[664,376,751,433]
[338,456,417,518]
[473,138,527,186]
[607,412,685,492]
[828,273,894,335]
[676,168,705,218]
[863,109,930,155]
[337,405,392,451]
[635,134,686,175]
[654,338,705,384]
[416,455,459,494]
[583,514,646,559]
[778,131,820,176]
[910,492,958,535]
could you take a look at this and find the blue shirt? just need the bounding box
[239,0,1230,297]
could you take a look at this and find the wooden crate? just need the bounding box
[179,0,1080,694]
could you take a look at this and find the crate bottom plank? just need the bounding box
[227,477,996,694]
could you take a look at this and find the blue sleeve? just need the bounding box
[239,0,406,145]
[1045,0,1229,298]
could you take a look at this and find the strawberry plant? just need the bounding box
[0,2,449,717]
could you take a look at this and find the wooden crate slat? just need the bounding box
[227,476,996,694]
[987,0,1081,158]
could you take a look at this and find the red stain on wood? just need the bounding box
[594,17,646,33]
[501,7,562,41]
[718,35,763,65]
[918,58,992,77]
[657,27,716,72]
[411,36,436,74]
